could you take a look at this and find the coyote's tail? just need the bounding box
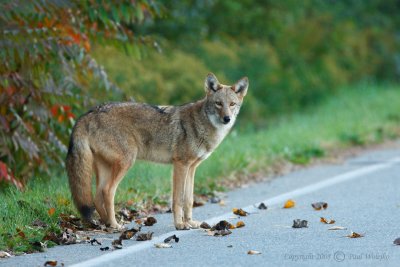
[66,134,95,222]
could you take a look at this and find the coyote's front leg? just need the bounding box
[183,162,201,229]
[172,162,191,230]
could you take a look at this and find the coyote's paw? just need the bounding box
[107,222,124,232]
[186,220,201,229]
[175,222,190,230]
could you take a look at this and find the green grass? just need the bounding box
[1,83,400,253]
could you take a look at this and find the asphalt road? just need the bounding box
[1,145,400,267]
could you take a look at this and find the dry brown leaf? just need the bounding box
[144,217,157,226]
[112,239,122,249]
[119,226,141,240]
[232,208,249,216]
[292,219,308,228]
[48,207,56,216]
[311,202,328,210]
[248,250,261,255]
[154,243,172,248]
[320,217,335,224]
[44,260,58,266]
[236,221,245,228]
[16,228,26,238]
[393,237,400,245]
[346,232,364,238]
[229,224,236,229]
[136,232,153,241]
[213,229,232,236]
[283,199,295,209]
[200,222,211,229]
[193,200,205,207]
[211,220,231,231]
[328,226,347,231]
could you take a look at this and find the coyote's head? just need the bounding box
[204,73,249,127]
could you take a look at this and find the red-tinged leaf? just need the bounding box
[0,161,8,178]
[48,207,56,216]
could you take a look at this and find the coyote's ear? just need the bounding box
[205,73,220,93]
[232,77,249,98]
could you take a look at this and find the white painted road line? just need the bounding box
[70,157,400,267]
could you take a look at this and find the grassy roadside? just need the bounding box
[1,83,400,254]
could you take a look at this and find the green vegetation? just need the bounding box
[1,1,400,185]
[1,84,399,253]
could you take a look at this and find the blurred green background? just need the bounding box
[1,0,400,184]
[94,0,400,127]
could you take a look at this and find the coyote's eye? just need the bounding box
[230,102,236,107]
[215,101,223,107]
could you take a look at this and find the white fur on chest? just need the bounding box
[196,123,232,160]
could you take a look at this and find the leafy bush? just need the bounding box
[0,0,161,188]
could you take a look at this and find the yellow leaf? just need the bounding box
[283,199,295,209]
[320,217,335,224]
[346,232,364,238]
[236,221,245,228]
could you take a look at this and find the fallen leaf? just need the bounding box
[16,228,26,238]
[248,250,261,255]
[135,219,143,225]
[211,220,232,231]
[89,238,102,245]
[164,235,179,243]
[258,203,268,210]
[213,229,232,236]
[119,226,141,240]
[31,241,47,252]
[283,199,295,209]
[0,251,11,258]
[320,217,335,224]
[393,238,400,245]
[44,260,58,266]
[59,229,77,245]
[227,245,233,248]
[209,196,221,204]
[229,224,236,229]
[236,221,245,228]
[200,222,211,229]
[346,232,364,238]
[193,200,205,207]
[112,239,123,249]
[136,232,153,241]
[219,200,226,206]
[48,207,56,216]
[292,219,308,228]
[154,243,172,248]
[144,217,157,226]
[232,208,249,216]
[312,202,328,210]
[100,247,110,251]
[328,226,347,231]
[118,208,139,222]
[32,219,48,228]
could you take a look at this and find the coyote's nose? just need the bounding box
[223,116,231,124]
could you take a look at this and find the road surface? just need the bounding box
[1,145,400,267]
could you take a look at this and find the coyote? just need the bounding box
[66,73,249,230]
